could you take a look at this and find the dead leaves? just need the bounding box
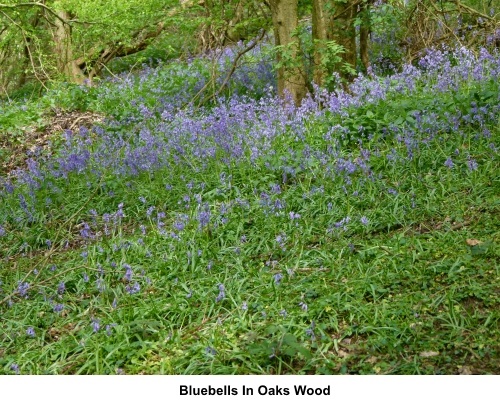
[419,351,440,358]
[466,239,483,246]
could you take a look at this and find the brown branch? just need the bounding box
[0,2,69,25]
[195,29,267,107]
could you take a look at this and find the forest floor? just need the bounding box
[0,47,499,374]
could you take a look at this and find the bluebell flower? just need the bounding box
[215,284,225,302]
[123,264,133,281]
[91,319,100,333]
[57,282,66,295]
[444,157,454,168]
[17,281,29,298]
[10,364,19,374]
[26,327,36,337]
[467,158,478,171]
[205,347,217,356]
[273,273,283,285]
[126,282,140,295]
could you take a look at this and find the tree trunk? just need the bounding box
[359,0,371,72]
[53,10,85,84]
[330,0,357,80]
[269,0,307,105]
[312,0,329,87]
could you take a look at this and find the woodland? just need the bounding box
[0,0,499,375]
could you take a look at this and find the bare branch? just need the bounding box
[0,2,69,25]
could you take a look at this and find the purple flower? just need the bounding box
[105,324,116,336]
[96,278,105,292]
[10,363,19,374]
[57,282,66,295]
[26,327,36,337]
[0,225,5,237]
[83,273,89,283]
[126,282,140,294]
[216,283,225,302]
[91,319,100,333]
[467,158,478,171]
[241,301,248,310]
[53,303,64,313]
[273,273,283,285]
[198,205,211,229]
[205,347,217,356]
[289,211,301,220]
[360,216,369,226]
[299,301,308,311]
[305,321,316,340]
[444,157,454,168]
[17,281,29,298]
[123,264,133,281]
[80,222,94,239]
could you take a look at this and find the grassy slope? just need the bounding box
[0,55,499,375]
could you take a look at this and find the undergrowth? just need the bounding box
[0,46,499,375]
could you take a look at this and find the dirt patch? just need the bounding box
[0,109,104,176]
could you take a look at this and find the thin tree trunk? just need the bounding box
[312,0,329,87]
[359,0,371,72]
[269,0,307,105]
[330,0,357,80]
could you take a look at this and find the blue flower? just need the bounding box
[91,319,100,333]
[215,284,225,302]
[26,327,36,337]
[123,264,133,281]
[126,282,141,295]
[17,281,29,298]
[10,363,19,374]
[467,158,478,171]
[57,282,66,295]
[205,347,217,356]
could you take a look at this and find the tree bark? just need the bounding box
[330,0,357,80]
[53,9,85,84]
[312,0,329,87]
[359,0,371,72]
[269,0,307,105]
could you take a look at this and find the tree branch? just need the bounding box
[0,2,69,25]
